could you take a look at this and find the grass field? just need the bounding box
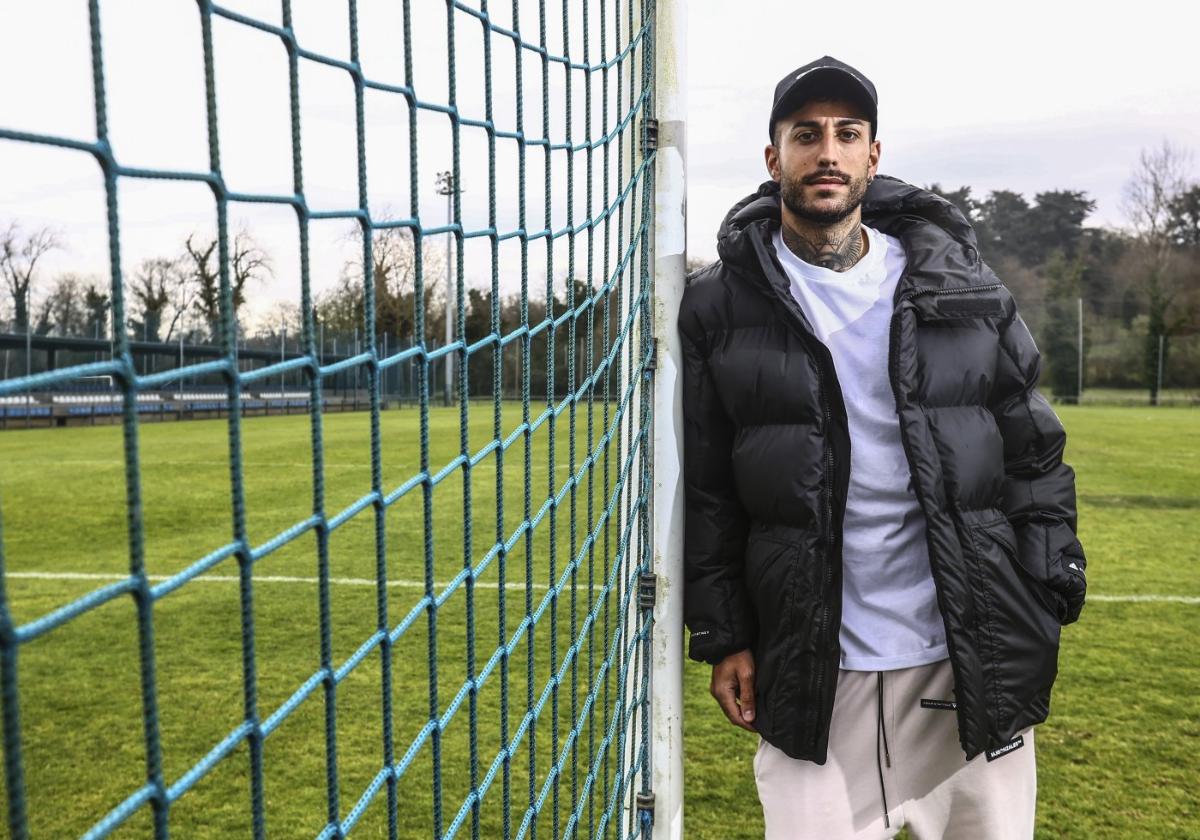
[682,405,1200,840]
[0,404,1197,838]
[0,400,653,839]
[1070,388,1199,407]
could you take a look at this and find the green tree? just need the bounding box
[1076,227,1130,322]
[84,284,110,340]
[925,183,979,225]
[462,286,489,396]
[972,189,1095,267]
[1167,184,1200,248]
[1041,251,1086,400]
[975,190,1032,265]
[1027,190,1095,265]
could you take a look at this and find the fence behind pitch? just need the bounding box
[0,1,664,837]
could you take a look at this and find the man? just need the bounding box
[679,56,1087,839]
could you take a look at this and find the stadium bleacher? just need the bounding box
[0,388,339,428]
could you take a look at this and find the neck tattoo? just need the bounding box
[782,223,866,272]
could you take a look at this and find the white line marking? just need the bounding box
[5,460,408,470]
[6,571,552,590]
[1087,594,1200,604]
[5,572,1197,603]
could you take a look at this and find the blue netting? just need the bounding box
[0,1,659,837]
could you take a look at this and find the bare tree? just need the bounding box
[253,301,303,341]
[1122,140,1198,402]
[1,222,60,333]
[40,274,86,336]
[369,227,422,338]
[183,229,272,343]
[35,275,108,339]
[32,289,56,336]
[231,231,271,305]
[1123,140,1190,271]
[182,234,219,342]
[130,257,180,343]
[332,221,444,342]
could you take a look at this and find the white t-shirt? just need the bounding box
[772,223,949,671]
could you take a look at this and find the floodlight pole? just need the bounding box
[435,171,462,407]
[1077,297,1083,404]
[1156,334,1165,405]
[177,282,185,401]
[25,285,32,406]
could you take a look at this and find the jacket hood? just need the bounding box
[715,175,990,292]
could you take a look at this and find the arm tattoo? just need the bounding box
[781,223,866,272]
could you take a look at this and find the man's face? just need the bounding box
[765,98,881,225]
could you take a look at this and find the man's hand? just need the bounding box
[711,649,757,732]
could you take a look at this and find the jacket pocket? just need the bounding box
[977,518,1068,624]
[968,516,1061,731]
[986,518,1086,626]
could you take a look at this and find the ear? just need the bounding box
[868,138,881,181]
[764,144,781,182]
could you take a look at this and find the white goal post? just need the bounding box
[651,0,687,837]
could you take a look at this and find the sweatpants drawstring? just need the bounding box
[876,671,891,828]
[878,671,892,767]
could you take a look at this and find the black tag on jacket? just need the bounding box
[920,698,957,711]
[935,296,1005,317]
[985,735,1025,762]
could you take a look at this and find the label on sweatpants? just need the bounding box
[920,698,957,711]
[985,735,1025,762]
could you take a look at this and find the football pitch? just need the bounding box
[0,405,1196,838]
[0,401,651,839]
[681,406,1200,840]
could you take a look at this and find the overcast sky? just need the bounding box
[687,0,1200,258]
[2,0,1198,329]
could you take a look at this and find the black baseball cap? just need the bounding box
[769,56,878,141]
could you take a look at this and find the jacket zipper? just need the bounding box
[764,298,839,747]
[753,227,1004,755]
[902,284,1003,307]
[886,278,1004,755]
[814,388,835,746]
[749,235,845,749]
[898,283,1003,303]
[804,267,1007,752]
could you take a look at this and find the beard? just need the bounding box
[779,166,870,225]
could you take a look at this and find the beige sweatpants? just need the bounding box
[754,658,1036,840]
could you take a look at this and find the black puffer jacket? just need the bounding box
[680,175,1087,763]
